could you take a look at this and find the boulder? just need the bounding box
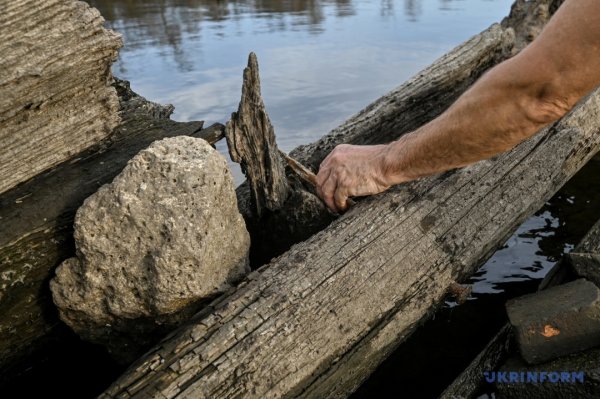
[50,136,250,361]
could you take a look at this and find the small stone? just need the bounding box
[506,279,600,365]
[50,136,250,362]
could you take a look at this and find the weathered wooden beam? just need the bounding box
[102,10,600,399]
[225,53,335,265]
[226,53,290,217]
[0,79,222,372]
[0,0,122,195]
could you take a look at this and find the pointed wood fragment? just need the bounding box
[225,52,290,217]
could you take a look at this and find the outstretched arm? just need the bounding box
[316,0,600,213]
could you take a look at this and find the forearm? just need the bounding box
[315,0,600,213]
[381,58,562,184]
[381,0,600,185]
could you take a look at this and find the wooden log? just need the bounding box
[225,53,290,217]
[0,79,222,372]
[102,16,600,399]
[0,0,122,195]
[507,279,600,364]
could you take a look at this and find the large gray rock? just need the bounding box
[50,136,250,361]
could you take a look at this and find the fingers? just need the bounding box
[334,186,348,213]
[315,167,330,200]
[321,175,339,213]
[316,168,350,213]
[316,144,354,213]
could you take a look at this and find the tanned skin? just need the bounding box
[316,0,600,213]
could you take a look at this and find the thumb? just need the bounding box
[334,186,348,213]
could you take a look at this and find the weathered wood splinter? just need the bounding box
[225,52,290,218]
[225,53,335,265]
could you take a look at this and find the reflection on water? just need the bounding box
[89,0,513,159]
[471,155,600,294]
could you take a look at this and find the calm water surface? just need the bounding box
[90,0,514,178]
[7,1,595,397]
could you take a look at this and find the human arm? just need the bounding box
[316,0,600,213]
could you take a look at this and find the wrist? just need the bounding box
[380,137,411,186]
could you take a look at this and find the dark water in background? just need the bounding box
[4,0,600,398]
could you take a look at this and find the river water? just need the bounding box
[5,0,600,397]
[90,0,515,183]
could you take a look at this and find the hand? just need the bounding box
[316,144,392,213]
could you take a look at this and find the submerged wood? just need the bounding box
[0,79,222,373]
[103,2,600,397]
